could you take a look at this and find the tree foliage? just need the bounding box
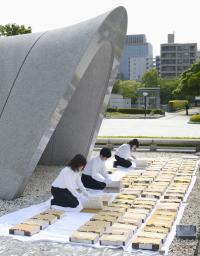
[112,71,196,105]
[174,61,200,97]
[0,23,32,36]
[141,68,160,87]
[112,80,141,103]
[159,78,179,104]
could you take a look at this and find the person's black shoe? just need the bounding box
[113,161,117,168]
[50,199,55,208]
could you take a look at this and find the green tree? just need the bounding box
[112,80,120,94]
[141,68,160,87]
[160,78,179,104]
[112,80,141,104]
[0,23,32,36]
[174,61,200,97]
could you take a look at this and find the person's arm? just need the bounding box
[91,159,106,182]
[62,169,81,199]
[130,145,137,159]
[76,173,89,197]
[99,162,109,180]
[130,154,136,159]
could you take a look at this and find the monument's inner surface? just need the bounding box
[40,41,113,165]
[0,7,127,199]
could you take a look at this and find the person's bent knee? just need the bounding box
[70,198,79,208]
[96,181,106,190]
[101,182,106,190]
[126,162,132,168]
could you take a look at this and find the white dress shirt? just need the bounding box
[52,166,87,198]
[115,144,132,159]
[83,155,109,182]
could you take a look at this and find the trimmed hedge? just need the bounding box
[168,100,188,112]
[118,108,151,114]
[190,114,200,122]
[107,108,118,112]
[106,108,164,115]
[151,109,165,115]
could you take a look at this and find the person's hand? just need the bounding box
[105,177,113,185]
[83,191,89,197]
[128,157,134,161]
[131,162,136,169]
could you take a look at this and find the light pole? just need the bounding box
[143,92,148,117]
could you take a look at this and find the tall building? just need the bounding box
[160,34,197,78]
[155,56,161,76]
[118,34,153,80]
[129,57,153,80]
[196,51,200,62]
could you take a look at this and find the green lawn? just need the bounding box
[97,135,200,139]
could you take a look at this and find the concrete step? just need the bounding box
[94,146,196,153]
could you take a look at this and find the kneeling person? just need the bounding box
[114,139,139,168]
[81,147,112,190]
[51,154,89,208]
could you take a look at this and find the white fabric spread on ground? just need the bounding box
[0,164,198,255]
[0,169,128,244]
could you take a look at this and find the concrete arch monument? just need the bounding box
[0,7,127,199]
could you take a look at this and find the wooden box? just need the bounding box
[69,231,99,244]
[22,218,49,230]
[132,237,162,251]
[32,213,57,224]
[40,209,65,219]
[9,223,40,236]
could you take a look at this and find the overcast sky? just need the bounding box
[0,0,199,55]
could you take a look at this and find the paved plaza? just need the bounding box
[98,108,200,138]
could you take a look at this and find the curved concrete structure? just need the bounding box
[0,7,127,199]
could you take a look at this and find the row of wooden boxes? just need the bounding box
[9,209,65,236]
[9,158,196,248]
[70,167,166,247]
[132,202,179,250]
[7,159,169,238]
[131,158,196,251]
[70,158,196,250]
[70,197,156,246]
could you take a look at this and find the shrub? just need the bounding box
[168,100,188,112]
[151,109,165,115]
[190,114,200,122]
[106,108,164,115]
[107,108,118,112]
[117,108,151,114]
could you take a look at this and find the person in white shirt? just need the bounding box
[81,147,112,190]
[114,139,139,168]
[51,154,89,208]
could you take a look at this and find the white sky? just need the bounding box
[0,0,200,56]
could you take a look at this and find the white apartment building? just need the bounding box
[130,57,154,80]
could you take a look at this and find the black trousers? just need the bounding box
[51,186,79,208]
[114,155,132,168]
[81,174,106,190]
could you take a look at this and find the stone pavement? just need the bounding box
[98,108,200,138]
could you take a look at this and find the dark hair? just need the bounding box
[68,154,87,172]
[128,139,139,148]
[100,147,111,158]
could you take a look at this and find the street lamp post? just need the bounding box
[143,92,148,117]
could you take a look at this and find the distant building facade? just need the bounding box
[129,57,153,80]
[160,34,197,78]
[118,34,153,80]
[155,56,161,76]
[196,51,200,62]
[108,94,131,109]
